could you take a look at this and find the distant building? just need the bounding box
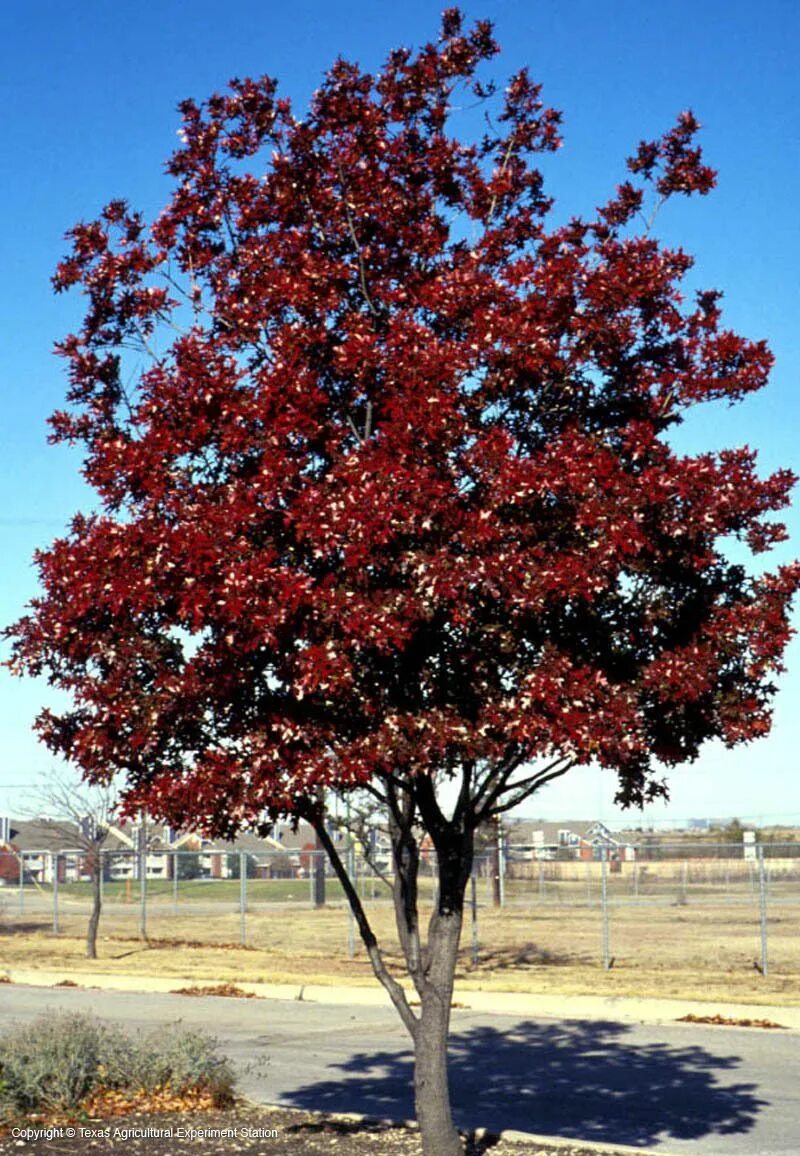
[504,818,635,862]
[0,814,295,883]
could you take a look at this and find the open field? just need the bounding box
[2,893,800,1007]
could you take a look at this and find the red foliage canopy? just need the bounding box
[7,11,798,836]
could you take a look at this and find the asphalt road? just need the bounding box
[0,984,797,1155]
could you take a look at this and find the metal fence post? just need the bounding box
[239,850,247,947]
[52,852,60,935]
[601,849,611,970]
[471,872,479,966]
[139,834,147,941]
[758,845,769,977]
[499,827,506,908]
[173,851,179,914]
[347,842,356,959]
[18,852,24,915]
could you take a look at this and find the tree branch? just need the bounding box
[639,193,667,234]
[451,760,474,829]
[345,413,365,446]
[306,804,418,1038]
[386,780,426,993]
[328,790,393,888]
[481,758,577,821]
[337,166,380,318]
[471,747,525,812]
[486,132,516,226]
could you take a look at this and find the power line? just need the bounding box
[0,518,71,527]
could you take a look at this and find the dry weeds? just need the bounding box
[2,895,800,1006]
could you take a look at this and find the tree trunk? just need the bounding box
[414,910,464,1156]
[86,856,101,960]
[309,791,469,1156]
[415,994,461,1154]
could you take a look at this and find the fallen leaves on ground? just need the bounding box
[170,982,259,998]
[109,935,256,951]
[677,1013,786,1028]
[81,1084,221,1117]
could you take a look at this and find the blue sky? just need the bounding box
[1,0,798,826]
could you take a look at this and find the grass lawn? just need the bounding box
[21,871,400,905]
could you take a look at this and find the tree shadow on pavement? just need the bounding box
[282,1018,765,1147]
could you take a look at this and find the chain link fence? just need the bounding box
[1,842,798,976]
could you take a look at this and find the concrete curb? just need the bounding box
[491,1132,675,1154]
[6,967,799,1031]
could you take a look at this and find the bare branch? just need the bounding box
[328,790,393,888]
[345,413,365,446]
[483,759,577,820]
[387,785,425,993]
[486,132,516,226]
[23,771,119,852]
[471,747,525,812]
[307,804,418,1038]
[473,755,573,824]
[640,193,668,234]
[337,165,380,318]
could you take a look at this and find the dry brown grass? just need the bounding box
[2,895,800,1007]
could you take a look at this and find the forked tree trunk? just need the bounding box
[306,802,469,1156]
[413,910,464,1156]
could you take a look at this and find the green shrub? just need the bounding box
[100,1023,235,1100]
[0,1012,235,1118]
[0,1013,104,1113]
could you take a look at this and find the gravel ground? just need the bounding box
[0,1105,634,1156]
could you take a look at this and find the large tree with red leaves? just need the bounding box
[7,11,799,1153]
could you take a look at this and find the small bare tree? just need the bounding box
[26,772,118,959]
